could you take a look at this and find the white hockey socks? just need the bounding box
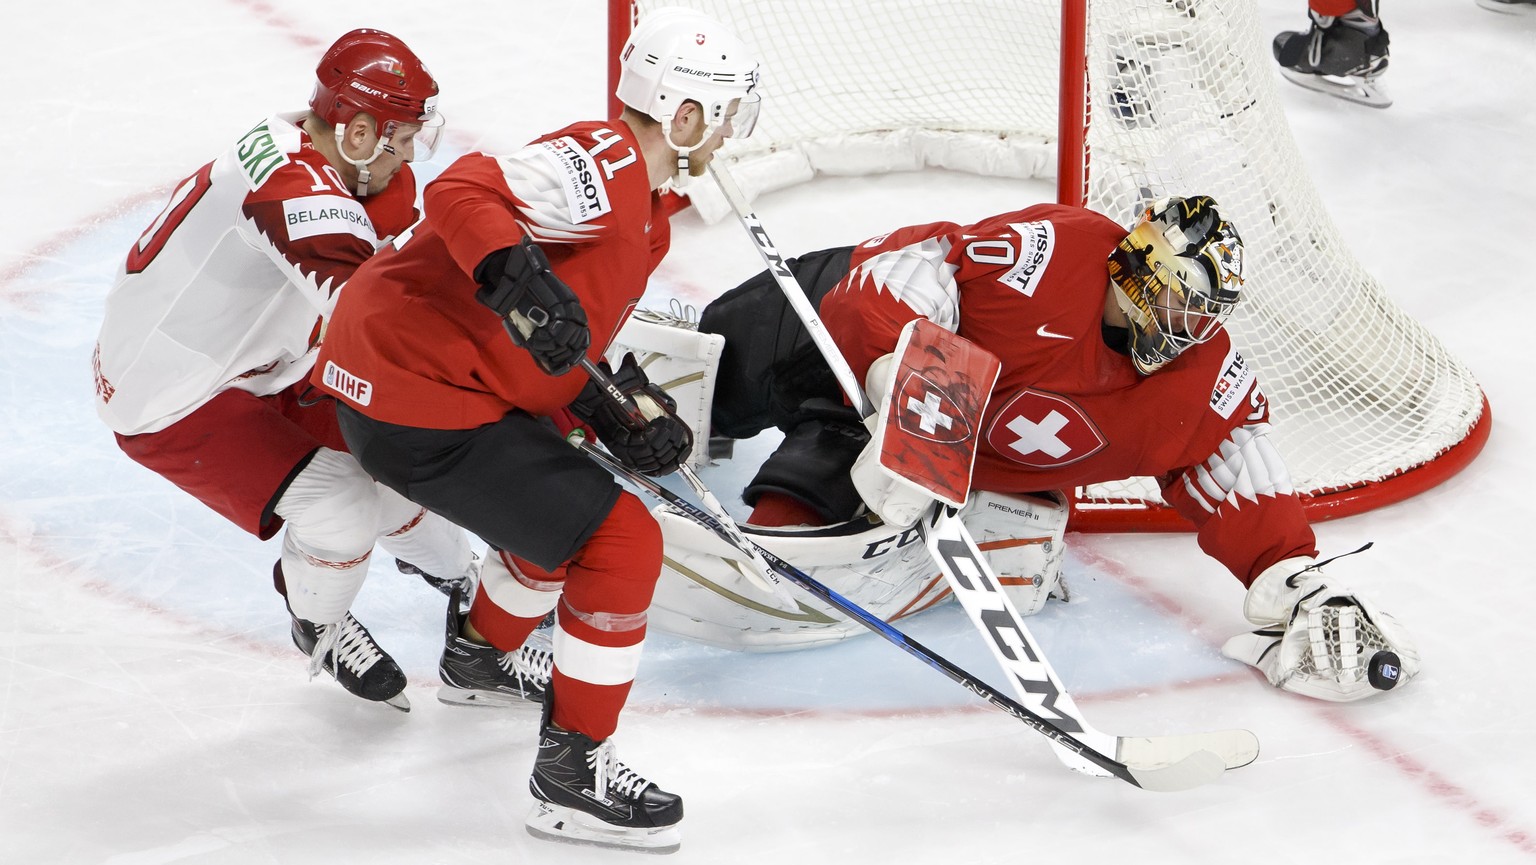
[274,448,383,625]
[372,485,475,586]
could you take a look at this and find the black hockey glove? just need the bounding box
[569,353,694,477]
[474,237,590,376]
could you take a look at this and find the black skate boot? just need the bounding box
[526,703,684,853]
[275,561,409,711]
[290,613,410,711]
[437,584,552,707]
[1273,12,1391,107]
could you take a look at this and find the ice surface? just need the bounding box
[4,2,1534,863]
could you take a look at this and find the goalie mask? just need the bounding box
[1107,195,1244,375]
[615,7,762,174]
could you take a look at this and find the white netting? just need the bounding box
[620,0,1487,526]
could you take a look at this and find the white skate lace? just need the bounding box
[588,740,652,800]
[1306,18,1329,69]
[320,615,383,678]
[496,643,554,696]
[305,625,338,681]
[631,299,699,330]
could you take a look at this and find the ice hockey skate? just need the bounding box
[1273,13,1391,108]
[526,702,684,854]
[290,612,410,711]
[437,584,553,707]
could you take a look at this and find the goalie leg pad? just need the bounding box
[958,490,1069,615]
[649,506,947,652]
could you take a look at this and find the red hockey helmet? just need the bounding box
[309,29,443,160]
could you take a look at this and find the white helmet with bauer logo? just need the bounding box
[615,7,761,169]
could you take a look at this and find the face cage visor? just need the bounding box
[1142,259,1234,351]
[379,112,445,162]
[702,91,761,140]
[1115,251,1235,374]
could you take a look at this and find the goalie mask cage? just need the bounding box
[607,0,1490,532]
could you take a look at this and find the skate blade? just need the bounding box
[382,691,411,712]
[1278,67,1392,108]
[526,802,681,855]
[436,686,543,709]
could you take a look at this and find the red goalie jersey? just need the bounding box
[818,203,1317,584]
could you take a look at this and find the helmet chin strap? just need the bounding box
[661,119,720,189]
[333,123,391,197]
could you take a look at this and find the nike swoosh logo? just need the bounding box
[1036,324,1072,340]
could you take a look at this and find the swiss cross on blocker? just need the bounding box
[876,319,1002,506]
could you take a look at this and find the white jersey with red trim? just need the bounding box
[92,111,418,435]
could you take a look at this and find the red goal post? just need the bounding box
[607,0,1491,532]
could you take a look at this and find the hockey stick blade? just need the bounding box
[1123,749,1228,793]
[580,443,1241,792]
[1118,731,1260,772]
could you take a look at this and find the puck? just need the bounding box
[1367,650,1402,690]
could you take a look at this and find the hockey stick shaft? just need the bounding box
[707,165,1104,753]
[577,445,1130,786]
[579,441,1227,792]
[575,357,799,608]
[708,166,875,418]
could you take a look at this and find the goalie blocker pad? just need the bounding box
[875,319,999,504]
[851,319,1001,526]
[648,489,1068,652]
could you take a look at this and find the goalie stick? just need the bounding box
[580,440,1252,793]
[708,164,1259,781]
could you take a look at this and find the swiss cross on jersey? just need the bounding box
[876,319,1001,506]
[985,389,1107,469]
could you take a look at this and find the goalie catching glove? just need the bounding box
[1222,552,1420,702]
[569,353,693,477]
[475,237,590,376]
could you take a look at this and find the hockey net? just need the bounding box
[608,0,1490,531]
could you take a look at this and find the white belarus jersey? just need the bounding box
[93,111,418,435]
